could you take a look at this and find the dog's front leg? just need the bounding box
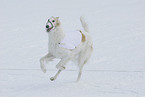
[50,57,70,81]
[50,70,61,81]
[40,53,54,73]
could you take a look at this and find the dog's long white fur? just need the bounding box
[40,16,93,82]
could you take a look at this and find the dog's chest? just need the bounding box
[58,31,82,49]
[49,40,57,52]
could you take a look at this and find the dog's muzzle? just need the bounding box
[46,25,52,32]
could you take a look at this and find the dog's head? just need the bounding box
[46,16,60,32]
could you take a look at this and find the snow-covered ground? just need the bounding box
[1,0,145,97]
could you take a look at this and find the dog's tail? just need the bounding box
[80,16,89,32]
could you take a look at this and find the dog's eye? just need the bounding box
[52,20,55,22]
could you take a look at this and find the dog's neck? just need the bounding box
[48,26,65,44]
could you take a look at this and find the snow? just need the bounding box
[1,0,145,97]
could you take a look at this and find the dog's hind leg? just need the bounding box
[50,57,70,81]
[76,46,93,82]
[77,61,85,82]
[40,53,54,73]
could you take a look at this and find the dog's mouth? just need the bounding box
[46,28,52,32]
[46,27,53,32]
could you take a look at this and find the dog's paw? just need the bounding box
[42,68,46,73]
[40,64,46,73]
[50,77,55,81]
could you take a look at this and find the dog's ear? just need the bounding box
[56,21,60,26]
[56,17,59,20]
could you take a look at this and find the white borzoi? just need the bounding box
[40,16,93,82]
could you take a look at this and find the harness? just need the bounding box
[46,19,55,32]
[48,19,54,28]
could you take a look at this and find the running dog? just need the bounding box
[40,16,93,82]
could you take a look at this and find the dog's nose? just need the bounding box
[46,25,49,28]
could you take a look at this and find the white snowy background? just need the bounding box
[1,0,145,97]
